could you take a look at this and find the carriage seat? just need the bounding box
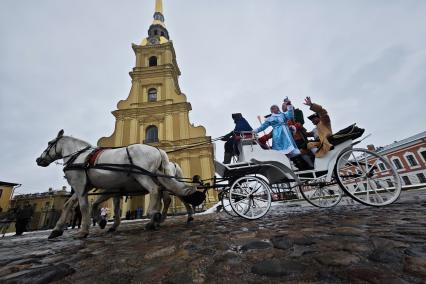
[328,124,365,146]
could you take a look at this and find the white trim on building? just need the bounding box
[403,151,421,169]
[417,147,426,164]
[389,156,404,172]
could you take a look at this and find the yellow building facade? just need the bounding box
[0,181,20,213]
[98,0,216,215]
[10,187,70,231]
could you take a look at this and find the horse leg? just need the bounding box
[75,191,90,239]
[108,196,121,233]
[161,190,171,223]
[133,176,162,230]
[177,196,194,224]
[48,193,78,239]
[182,199,194,224]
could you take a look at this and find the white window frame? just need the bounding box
[416,172,426,184]
[403,152,420,169]
[390,156,404,171]
[378,162,387,171]
[401,175,412,186]
[417,147,426,164]
[147,87,158,102]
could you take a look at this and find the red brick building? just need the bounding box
[373,131,426,186]
[338,131,426,192]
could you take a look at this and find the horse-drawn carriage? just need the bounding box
[209,128,402,220]
[36,126,402,238]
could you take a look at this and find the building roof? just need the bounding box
[0,181,21,187]
[376,130,426,154]
[13,189,70,200]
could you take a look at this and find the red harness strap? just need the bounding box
[86,148,105,167]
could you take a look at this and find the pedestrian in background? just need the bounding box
[14,204,33,236]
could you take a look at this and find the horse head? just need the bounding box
[36,129,65,167]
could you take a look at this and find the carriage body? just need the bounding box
[214,131,402,219]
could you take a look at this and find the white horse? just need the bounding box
[36,130,196,238]
[48,163,195,239]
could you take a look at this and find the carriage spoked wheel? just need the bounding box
[219,191,239,217]
[229,176,272,220]
[334,148,402,206]
[299,177,343,208]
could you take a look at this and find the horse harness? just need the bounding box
[62,146,190,195]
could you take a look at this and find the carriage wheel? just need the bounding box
[334,148,402,206]
[299,177,343,208]
[229,176,272,220]
[219,191,238,217]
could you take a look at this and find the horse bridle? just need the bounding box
[42,136,63,162]
[42,136,92,166]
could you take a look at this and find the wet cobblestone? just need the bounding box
[0,190,425,283]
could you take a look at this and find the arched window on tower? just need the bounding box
[149,56,158,67]
[145,125,158,143]
[148,88,157,102]
[161,31,165,37]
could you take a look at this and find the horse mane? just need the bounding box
[63,135,93,147]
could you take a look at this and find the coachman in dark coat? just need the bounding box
[221,113,253,164]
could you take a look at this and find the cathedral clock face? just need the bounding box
[149,37,160,45]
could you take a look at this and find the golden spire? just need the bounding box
[152,0,165,26]
[141,0,169,45]
[155,0,163,14]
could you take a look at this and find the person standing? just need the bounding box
[221,113,253,163]
[98,207,109,229]
[283,99,309,152]
[100,207,108,221]
[14,206,24,236]
[15,204,33,236]
[254,104,300,157]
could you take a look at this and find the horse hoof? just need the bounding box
[153,213,162,223]
[145,222,160,231]
[99,219,107,229]
[187,216,194,224]
[48,230,63,239]
[107,228,116,233]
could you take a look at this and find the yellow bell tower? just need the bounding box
[98,0,216,215]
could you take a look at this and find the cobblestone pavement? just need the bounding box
[0,189,425,284]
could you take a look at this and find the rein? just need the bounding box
[56,137,226,191]
[62,147,195,183]
[55,146,93,166]
[165,136,223,154]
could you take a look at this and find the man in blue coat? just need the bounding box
[222,113,253,163]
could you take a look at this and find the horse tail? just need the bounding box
[158,149,173,176]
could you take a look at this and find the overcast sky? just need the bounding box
[1,0,426,194]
